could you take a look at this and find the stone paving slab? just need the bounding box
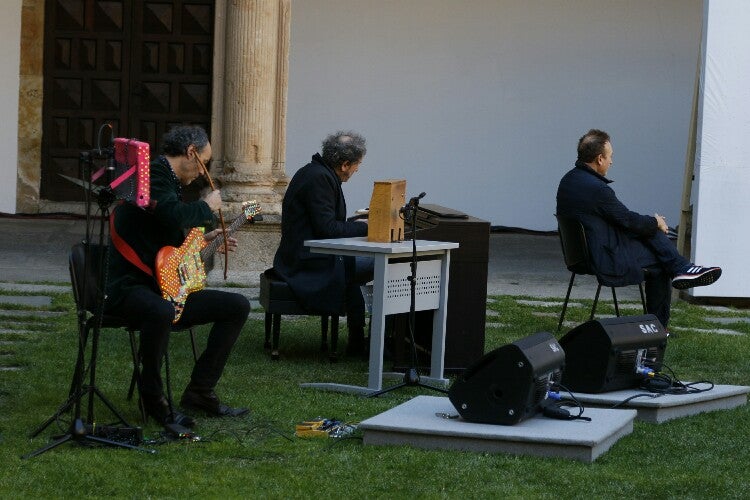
[569,384,749,423]
[486,322,511,328]
[0,296,52,307]
[360,395,636,463]
[696,305,738,313]
[0,309,65,318]
[0,283,69,294]
[517,299,568,307]
[670,326,745,336]
[0,329,36,335]
[0,321,56,330]
[704,316,750,325]
[517,299,647,311]
[531,312,559,318]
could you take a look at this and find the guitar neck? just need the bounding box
[199,212,248,261]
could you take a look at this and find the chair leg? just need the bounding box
[558,272,576,331]
[188,327,199,362]
[329,316,339,363]
[638,283,647,314]
[164,348,175,415]
[126,329,146,424]
[320,316,329,352]
[611,287,620,316]
[590,284,602,320]
[271,313,281,360]
[264,312,272,350]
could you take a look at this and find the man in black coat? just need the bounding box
[106,125,250,428]
[273,131,372,355]
[556,129,722,326]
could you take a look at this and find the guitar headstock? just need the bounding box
[242,200,262,221]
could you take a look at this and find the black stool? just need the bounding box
[259,268,340,361]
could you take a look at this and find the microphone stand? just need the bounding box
[24,147,153,458]
[368,193,448,398]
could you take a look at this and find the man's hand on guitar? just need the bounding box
[203,189,223,212]
[204,229,238,253]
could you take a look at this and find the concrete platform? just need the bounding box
[359,395,637,463]
[568,383,749,423]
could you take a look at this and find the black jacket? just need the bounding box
[273,154,368,314]
[105,157,215,308]
[556,161,658,287]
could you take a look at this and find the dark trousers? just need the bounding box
[629,231,690,327]
[344,256,374,341]
[113,286,250,396]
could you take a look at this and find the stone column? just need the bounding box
[17,0,45,213]
[208,0,290,285]
[217,0,290,217]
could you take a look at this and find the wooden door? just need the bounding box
[41,0,214,202]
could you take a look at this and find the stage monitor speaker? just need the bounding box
[558,314,668,393]
[448,331,565,425]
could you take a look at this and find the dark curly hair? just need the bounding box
[577,129,610,163]
[161,125,210,156]
[321,131,367,169]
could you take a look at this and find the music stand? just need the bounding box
[367,193,448,398]
[24,133,154,458]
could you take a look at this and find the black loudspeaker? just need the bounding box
[558,314,668,393]
[448,331,565,425]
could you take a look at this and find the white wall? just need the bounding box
[691,0,750,298]
[287,0,702,230]
[0,1,22,214]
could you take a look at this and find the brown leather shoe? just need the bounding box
[141,393,196,428]
[180,388,249,417]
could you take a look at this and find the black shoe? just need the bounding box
[672,265,722,289]
[142,393,196,428]
[180,387,249,417]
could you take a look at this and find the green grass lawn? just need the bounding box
[1,292,749,498]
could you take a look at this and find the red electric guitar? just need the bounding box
[155,200,261,322]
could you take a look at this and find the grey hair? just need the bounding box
[321,131,367,169]
[161,125,210,156]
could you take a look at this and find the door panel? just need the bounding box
[41,0,214,202]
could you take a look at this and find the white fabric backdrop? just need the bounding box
[691,0,750,298]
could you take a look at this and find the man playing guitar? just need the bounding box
[106,125,250,428]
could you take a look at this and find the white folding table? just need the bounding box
[300,237,458,394]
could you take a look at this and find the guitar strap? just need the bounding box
[109,207,154,277]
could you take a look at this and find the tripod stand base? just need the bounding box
[29,383,132,439]
[367,368,449,398]
[22,419,155,459]
[300,370,448,396]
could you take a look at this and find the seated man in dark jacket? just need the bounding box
[106,125,250,428]
[556,129,721,327]
[273,131,373,356]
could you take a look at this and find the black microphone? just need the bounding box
[407,192,427,207]
[400,192,426,217]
